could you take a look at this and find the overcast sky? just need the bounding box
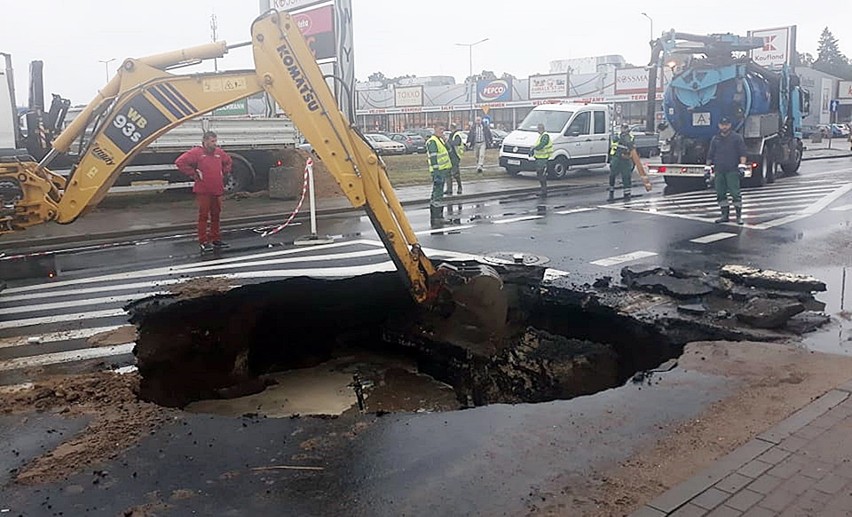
[4,0,851,105]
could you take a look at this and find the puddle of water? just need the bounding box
[801,266,851,355]
[185,367,356,418]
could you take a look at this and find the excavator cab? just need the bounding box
[0,10,510,338]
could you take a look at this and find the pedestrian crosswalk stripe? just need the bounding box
[0,309,127,331]
[556,208,597,215]
[493,215,544,224]
[604,180,852,229]
[830,204,852,212]
[0,292,168,316]
[690,232,737,244]
[0,326,124,349]
[0,343,135,372]
[591,251,658,267]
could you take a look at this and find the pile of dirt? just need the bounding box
[279,148,345,200]
[169,276,234,300]
[1,372,174,485]
[87,325,137,347]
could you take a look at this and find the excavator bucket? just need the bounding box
[431,263,509,342]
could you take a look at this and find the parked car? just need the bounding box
[490,129,507,149]
[404,128,434,140]
[816,124,850,138]
[387,132,426,154]
[364,133,406,155]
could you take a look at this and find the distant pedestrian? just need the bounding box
[466,116,493,173]
[529,123,552,198]
[608,123,635,202]
[175,131,233,253]
[446,123,466,195]
[705,116,748,224]
[426,125,452,226]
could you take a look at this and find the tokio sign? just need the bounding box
[528,73,568,99]
[476,78,513,103]
[614,67,662,95]
[393,85,423,107]
[748,26,796,70]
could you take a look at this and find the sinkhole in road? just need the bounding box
[129,268,683,416]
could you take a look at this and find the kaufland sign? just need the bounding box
[748,26,796,70]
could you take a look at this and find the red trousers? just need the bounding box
[196,194,222,243]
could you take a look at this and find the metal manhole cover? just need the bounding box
[482,251,550,266]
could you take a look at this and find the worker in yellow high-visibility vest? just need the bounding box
[426,126,452,226]
[529,123,552,198]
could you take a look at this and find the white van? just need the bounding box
[498,103,611,178]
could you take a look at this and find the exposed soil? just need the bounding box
[86,325,137,347]
[0,372,174,485]
[536,341,852,516]
[280,148,345,200]
[168,276,234,300]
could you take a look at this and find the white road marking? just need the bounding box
[542,268,570,285]
[0,309,127,331]
[0,326,124,349]
[755,183,852,229]
[555,207,597,215]
[690,232,738,244]
[493,215,544,224]
[830,204,852,212]
[590,251,658,267]
[0,343,135,372]
[3,239,382,294]
[0,292,167,316]
[0,279,184,303]
[625,190,840,210]
[414,224,475,235]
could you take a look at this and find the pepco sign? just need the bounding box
[477,78,513,103]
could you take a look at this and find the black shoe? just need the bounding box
[200,243,214,253]
[476,167,483,173]
[457,188,463,195]
[735,207,743,225]
[715,207,730,224]
[212,240,230,249]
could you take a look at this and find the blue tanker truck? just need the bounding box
[643,31,809,188]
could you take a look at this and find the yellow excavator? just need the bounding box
[0,11,506,330]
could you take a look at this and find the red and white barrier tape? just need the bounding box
[258,158,312,238]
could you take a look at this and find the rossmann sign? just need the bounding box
[477,78,513,103]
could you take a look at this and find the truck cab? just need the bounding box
[499,103,610,179]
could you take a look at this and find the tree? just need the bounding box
[815,27,847,67]
[367,71,386,83]
[465,70,497,83]
[796,52,814,67]
[500,72,518,82]
[813,28,852,79]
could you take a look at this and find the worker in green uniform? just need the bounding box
[529,123,552,198]
[445,123,465,195]
[426,126,452,227]
[705,116,748,224]
[608,123,635,202]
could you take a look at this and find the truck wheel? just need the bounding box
[224,159,254,193]
[780,143,803,175]
[547,156,569,179]
[762,154,775,184]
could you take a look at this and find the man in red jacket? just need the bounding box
[175,131,233,252]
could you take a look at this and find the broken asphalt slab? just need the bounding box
[735,298,806,329]
[721,265,827,292]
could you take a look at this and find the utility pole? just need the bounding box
[456,38,489,126]
[210,11,219,72]
[98,58,115,83]
[641,12,654,43]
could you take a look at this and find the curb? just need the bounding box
[0,182,595,254]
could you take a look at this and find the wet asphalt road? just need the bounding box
[0,157,851,515]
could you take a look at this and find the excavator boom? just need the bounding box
[0,10,506,327]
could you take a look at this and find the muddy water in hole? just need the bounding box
[184,352,460,417]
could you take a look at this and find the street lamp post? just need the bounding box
[455,38,489,126]
[98,58,115,82]
[641,12,654,43]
